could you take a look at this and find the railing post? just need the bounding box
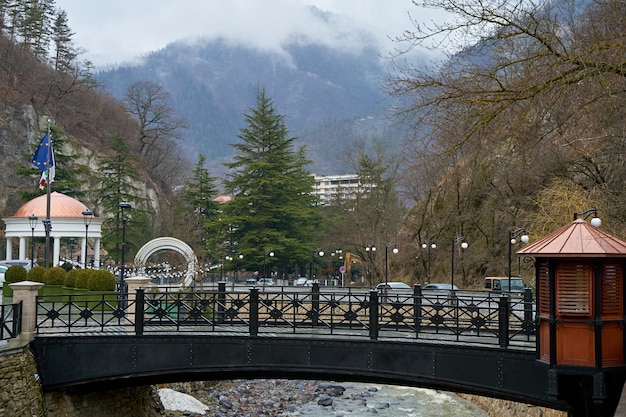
[135,288,145,336]
[499,296,510,348]
[125,277,151,326]
[523,287,534,335]
[12,301,22,337]
[217,281,226,324]
[413,284,422,336]
[311,283,320,327]
[249,288,259,336]
[10,280,44,342]
[369,290,379,340]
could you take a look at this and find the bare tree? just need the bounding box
[124,81,187,187]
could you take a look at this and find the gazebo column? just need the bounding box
[94,238,101,269]
[5,238,12,260]
[18,236,26,260]
[53,236,61,266]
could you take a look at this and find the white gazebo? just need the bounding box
[3,192,103,268]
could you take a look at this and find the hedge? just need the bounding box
[44,266,67,285]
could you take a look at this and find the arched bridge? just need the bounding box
[4,281,625,416]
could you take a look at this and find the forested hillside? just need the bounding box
[388,0,626,286]
[0,1,187,263]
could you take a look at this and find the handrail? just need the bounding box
[34,285,536,349]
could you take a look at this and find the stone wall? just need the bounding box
[43,386,164,417]
[0,342,45,416]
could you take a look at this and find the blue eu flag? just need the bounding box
[31,133,54,172]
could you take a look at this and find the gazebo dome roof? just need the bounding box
[12,192,89,218]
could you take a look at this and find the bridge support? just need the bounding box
[10,281,43,342]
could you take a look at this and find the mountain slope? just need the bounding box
[95,37,406,175]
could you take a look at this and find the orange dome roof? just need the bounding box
[13,192,90,218]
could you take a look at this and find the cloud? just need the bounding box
[55,0,438,68]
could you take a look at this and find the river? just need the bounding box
[289,382,490,417]
[163,379,491,416]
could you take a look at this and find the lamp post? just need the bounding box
[331,249,342,286]
[28,214,38,269]
[508,228,529,293]
[365,245,376,286]
[82,209,93,269]
[118,202,131,292]
[264,250,275,279]
[421,241,436,283]
[451,237,468,289]
[385,244,398,286]
[309,248,324,281]
[68,238,75,263]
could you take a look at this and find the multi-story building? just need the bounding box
[313,174,366,205]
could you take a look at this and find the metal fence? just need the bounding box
[0,301,22,340]
[35,284,536,349]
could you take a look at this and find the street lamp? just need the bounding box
[118,202,132,292]
[331,249,343,286]
[264,250,275,279]
[451,237,468,289]
[508,228,529,293]
[365,245,376,286]
[421,241,436,283]
[574,208,601,227]
[309,248,324,281]
[82,209,93,269]
[28,214,38,269]
[385,244,398,286]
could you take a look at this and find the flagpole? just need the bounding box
[44,118,51,268]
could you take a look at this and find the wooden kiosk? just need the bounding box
[518,210,626,410]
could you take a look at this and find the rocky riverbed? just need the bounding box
[160,379,491,417]
[159,379,567,417]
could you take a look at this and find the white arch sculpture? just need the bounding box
[133,237,198,287]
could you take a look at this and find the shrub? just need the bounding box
[27,266,46,283]
[65,269,81,288]
[88,270,116,292]
[44,267,67,285]
[74,269,91,290]
[5,265,27,283]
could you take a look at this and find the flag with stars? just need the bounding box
[31,132,55,189]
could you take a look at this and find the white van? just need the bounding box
[484,277,526,293]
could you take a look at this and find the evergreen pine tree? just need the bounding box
[223,89,320,276]
[52,9,77,73]
[96,132,149,262]
[178,154,220,261]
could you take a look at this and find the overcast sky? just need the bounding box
[53,0,445,69]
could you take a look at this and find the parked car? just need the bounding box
[0,259,32,271]
[484,277,526,293]
[295,277,317,286]
[0,265,7,285]
[257,278,275,286]
[423,283,460,290]
[245,278,257,284]
[375,282,412,291]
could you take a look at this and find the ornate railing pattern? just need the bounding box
[0,301,22,340]
[35,284,536,349]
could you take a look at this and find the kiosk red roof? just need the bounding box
[517,219,626,258]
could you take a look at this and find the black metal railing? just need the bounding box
[35,284,536,349]
[0,301,22,340]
